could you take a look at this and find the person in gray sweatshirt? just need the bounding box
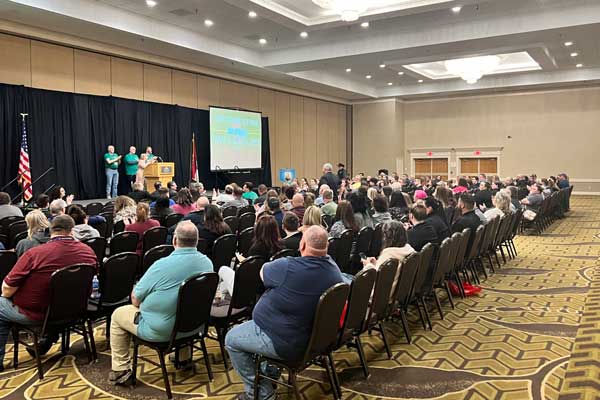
[15,210,50,257]
[66,204,100,241]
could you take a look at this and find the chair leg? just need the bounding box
[253,355,261,400]
[323,355,340,400]
[217,328,229,369]
[485,253,494,275]
[80,324,93,364]
[494,251,502,270]
[398,309,412,344]
[378,322,392,359]
[290,372,301,400]
[419,298,433,330]
[414,301,427,330]
[454,271,466,299]
[12,328,19,370]
[132,342,139,384]
[444,282,455,309]
[31,333,44,380]
[157,350,172,399]
[87,320,98,361]
[432,291,444,320]
[354,335,370,378]
[499,245,507,264]
[328,352,342,399]
[199,337,214,381]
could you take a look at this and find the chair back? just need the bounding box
[113,220,125,235]
[238,212,256,233]
[99,252,138,305]
[8,220,27,249]
[169,272,219,346]
[211,234,237,271]
[13,231,28,248]
[412,243,435,296]
[85,202,103,216]
[430,237,453,288]
[230,256,266,311]
[1,216,24,235]
[142,245,175,276]
[355,227,374,256]
[466,225,485,261]
[338,268,376,345]
[110,231,139,255]
[270,248,299,261]
[509,209,523,239]
[0,250,18,283]
[334,229,355,273]
[367,258,399,324]
[237,227,254,257]
[165,213,183,229]
[237,205,255,217]
[142,226,168,255]
[301,283,350,365]
[321,214,334,231]
[100,212,113,238]
[224,216,239,234]
[82,237,107,265]
[368,223,383,257]
[197,238,208,254]
[102,203,115,214]
[43,264,96,331]
[454,228,471,269]
[222,206,238,218]
[327,237,338,258]
[394,253,421,308]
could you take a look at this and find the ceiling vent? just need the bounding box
[169,8,194,17]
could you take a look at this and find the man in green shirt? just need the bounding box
[144,146,155,161]
[108,221,214,385]
[123,146,139,188]
[104,145,122,199]
[242,181,259,202]
[320,189,338,217]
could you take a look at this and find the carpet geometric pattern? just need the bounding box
[1,195,599,400]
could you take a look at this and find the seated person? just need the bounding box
[299,206,321,233]
[15,210,50,257]
[254,184,268,206]
[424,197,450,241]
[151,196,174,221]
[125,203,161,255]
[0,192,23,220]
[172,188,196,216]
[127,182,151,203]
[372,194,392,225]
[237,215,284,261]
[406,204,439,251]
[108,222,213,385]
[166,181,178,199]
[197,205,231,258]
[452,177,470,195]
[319,189,337,217]
[452,194,483,250]
[329,200,359,239]
[264,197,284,232]
[114,195,137,224]
[213,185,235,204]
[225,226,343,400]
[150,188,175,208]
[484,191,512,221]
[314,184,330,207]
[242,182,258,203]
[222,184,249,209]
[0,215,97,368]
[149,181,162,202]
[282,212,302,250]
[290,193,306,222]
[189,181,206,202]
[66,204,100,241]
[181,196,209,226]
[474,181,493,209]
[48,199,67,221]
[34,194,51,218]
[389,190,410,221]
[521,183,544,212]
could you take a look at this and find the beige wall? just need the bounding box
[0,32,347,184]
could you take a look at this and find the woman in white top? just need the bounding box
[483,190,512,221]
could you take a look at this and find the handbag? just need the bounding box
[523,209,537,221]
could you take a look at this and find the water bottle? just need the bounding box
[91,276,100,299]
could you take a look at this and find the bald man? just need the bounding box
[108,221,213,385]
[225,226,343,400]
[291,193,306,222]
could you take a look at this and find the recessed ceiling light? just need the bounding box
[204,19,213,27]
[387,82,393,86]
[345,68,352,72]
[418,79,424,83]
[397,71,404,75]
[146,0,157,7]
[576,63,583,68]
[361,22,370,28]
[564,41,574,47]
[300,31,308,38]
[365,75,372,79]
[248,11,257,18]
[259,38,267,45]
[570,52,579,57]
[451,6,462,13]
[379,64,386,68]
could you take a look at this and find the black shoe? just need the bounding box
[26,336,55,358]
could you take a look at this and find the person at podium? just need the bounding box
[104,145,122,199]
[144,146,155,161]
[136,153,157,189]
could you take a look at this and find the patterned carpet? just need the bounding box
[2,195,599,400]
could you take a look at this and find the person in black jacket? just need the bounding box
[407,204,439,252]
[319,163,340,198]
[452,194,483,250]
[424,197,450,240]
[474,181,493,209]
[282,212,302,251]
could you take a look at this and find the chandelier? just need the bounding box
[444,55,501,84]
[312,0,369,22]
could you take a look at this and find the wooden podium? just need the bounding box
[145,162,175,190]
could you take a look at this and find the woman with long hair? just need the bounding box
[247,214,284,259]
[125,202,161,255]
[151,196,174,220]
[389,190,409,221]
[299,205,322,232]
[198,204,231,256]
[15,210,50,257]
[114,195,137,224]
[329,200,359,238]
[172,188,195,216]
[347,190,374,228]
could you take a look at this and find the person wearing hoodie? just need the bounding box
[15,210,50,257]
[66,204,100,241]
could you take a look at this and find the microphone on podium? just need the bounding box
[157,156,164,162]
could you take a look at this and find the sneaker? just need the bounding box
[109,369,134,385]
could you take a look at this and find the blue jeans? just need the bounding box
[225,320,281,400]
[0,297,36,366]
[106,168,119,198]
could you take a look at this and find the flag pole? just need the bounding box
[19,113,28,206]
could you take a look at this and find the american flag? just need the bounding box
[190,133,199,182]
[18,116,32,201]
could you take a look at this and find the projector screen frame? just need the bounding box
[209,105,264,172]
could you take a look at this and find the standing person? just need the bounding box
[104,145,122,199]
[337,163,347,180]
[319,163,340,198]
[144,146,155,161]
[135,153,156,189]
[123,146,139,188]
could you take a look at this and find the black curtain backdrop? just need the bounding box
[0,83,271,200]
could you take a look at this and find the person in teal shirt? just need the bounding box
[104,145,121,199]
[108,221,214,384]
[242,182,259,202]
[123,146,139,188]
[144,146,155,161]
